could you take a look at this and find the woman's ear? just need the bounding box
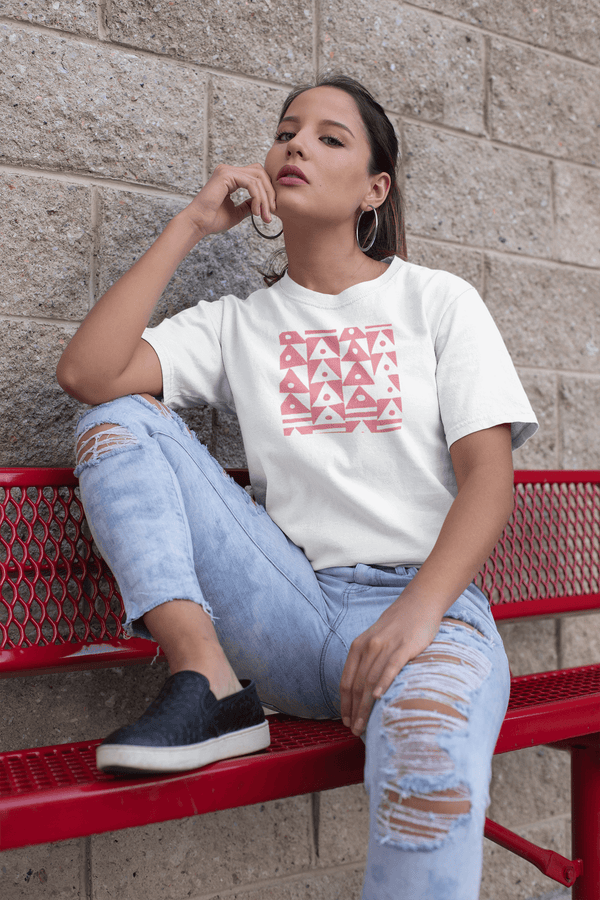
[363,172,391,211]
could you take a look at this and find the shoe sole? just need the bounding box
[96,720,271,775]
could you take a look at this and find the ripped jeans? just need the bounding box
[75,395,510,900]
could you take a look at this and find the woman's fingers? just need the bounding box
[186,163,277,235]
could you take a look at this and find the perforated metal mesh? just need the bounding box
[2,474,600,650]
[0,716,355,796]
[0,482,123,649]
[476,479,600,607]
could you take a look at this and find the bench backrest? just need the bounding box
[1,467,599,676]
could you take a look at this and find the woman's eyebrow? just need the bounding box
[279,115,355,138]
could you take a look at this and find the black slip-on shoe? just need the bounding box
[96,671,270,776]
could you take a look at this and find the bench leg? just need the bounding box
[572,743,600,900]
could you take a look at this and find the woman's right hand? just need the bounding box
[181,163,278,238]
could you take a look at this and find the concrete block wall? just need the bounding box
[1,1,599,897]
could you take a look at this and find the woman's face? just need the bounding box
[264,86,383,228]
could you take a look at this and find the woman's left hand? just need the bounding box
[339,591,444,736]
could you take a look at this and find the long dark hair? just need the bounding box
[262,74,406,287]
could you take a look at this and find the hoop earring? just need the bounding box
[252,215,283,240]
[356,205,378,253]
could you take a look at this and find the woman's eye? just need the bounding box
[275,131,295,142]
[321,135,345,147]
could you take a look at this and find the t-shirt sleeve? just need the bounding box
[434,286,538,451]
[142,299,236,413]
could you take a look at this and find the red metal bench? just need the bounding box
[1,467,599,898]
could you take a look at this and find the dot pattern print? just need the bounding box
[279,325,402,435]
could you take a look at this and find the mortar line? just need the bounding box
[549,159,558,261]
[399,115,600,173]
[0,313,81,328]
[89,186,100,312]
[310,791,321,860]
[97,0,109,41]
[406,235,600,275]
[190,859,366,900]
[313,0,320,79]
[482,33,491,139]
[0,164,192,198]
[203,74,211,186]
[400,1,600,72]
[83,836,92,900]
[0,16,299,89]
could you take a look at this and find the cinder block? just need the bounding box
[511,370,558,470]
[0,320,82,467]
[0,0,98,37]
[0,839,84,899]
[0,26,205,191]
[0,663,169,753]
[316,784,369,867]
[559,376,600,469]
[107,0,313,84]
[552,0,600,65]
[406,237,483,289]
[489,746,570,827]
[91,797,312,899]
[0,173,91,320]
[404,125,553,257]
[490,39,600,167]
[403,0,552,47]
[560,612,600,669]
[481,817,570,900]
[555,163,600,267]
[319,0,485,134]
[483,257,600,371]
[97,189,265,326]
[210,77,289,170]
[497,618,558,677]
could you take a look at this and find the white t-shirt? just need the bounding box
[143,257,537,571]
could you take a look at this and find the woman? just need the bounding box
[57,75,537,899]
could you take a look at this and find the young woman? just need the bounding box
[57,75,537,899]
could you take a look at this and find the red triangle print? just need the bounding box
[308,358,342,382]
[279,331,306,345]
[313,406,346,426]
[340,326,366,341]
[342,340,370,362]
[310,381,344,406]
[385,351,398,367]
[377,397,403,418]
[387,374,401,391]
[280,369,309,394]
[280,345,306,369]
[343,363,375,386]
[281,394,311,416]
[366,327,394,354]
[346,388,376,409]
[307,335,340,359]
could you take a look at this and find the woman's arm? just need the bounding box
[339,423,514,736]
[57,164,276,406]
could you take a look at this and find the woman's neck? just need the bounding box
[282,220,388,295]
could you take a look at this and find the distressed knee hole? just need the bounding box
[76,424,138,466]
[377,633,492,848]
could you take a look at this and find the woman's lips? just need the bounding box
[277,165,308,185]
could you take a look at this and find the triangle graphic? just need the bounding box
[377,398,403,419]
[280,345,307,369]
[311,382,344,407]
[279,330,306,345]
[280,369,309,394]
[307,335,340,359]
[308,357,342,382]
[341,340,370,362]
[387,374,401,391]
[340,326,366,341]
[314,406,346,426]
[366,328,395,354]
[281,394,311,416]
[346,388,377,409]
[343,362,375,386]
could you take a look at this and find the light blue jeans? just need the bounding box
[75,394,510,900]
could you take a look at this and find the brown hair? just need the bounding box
[262,74,406,287]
